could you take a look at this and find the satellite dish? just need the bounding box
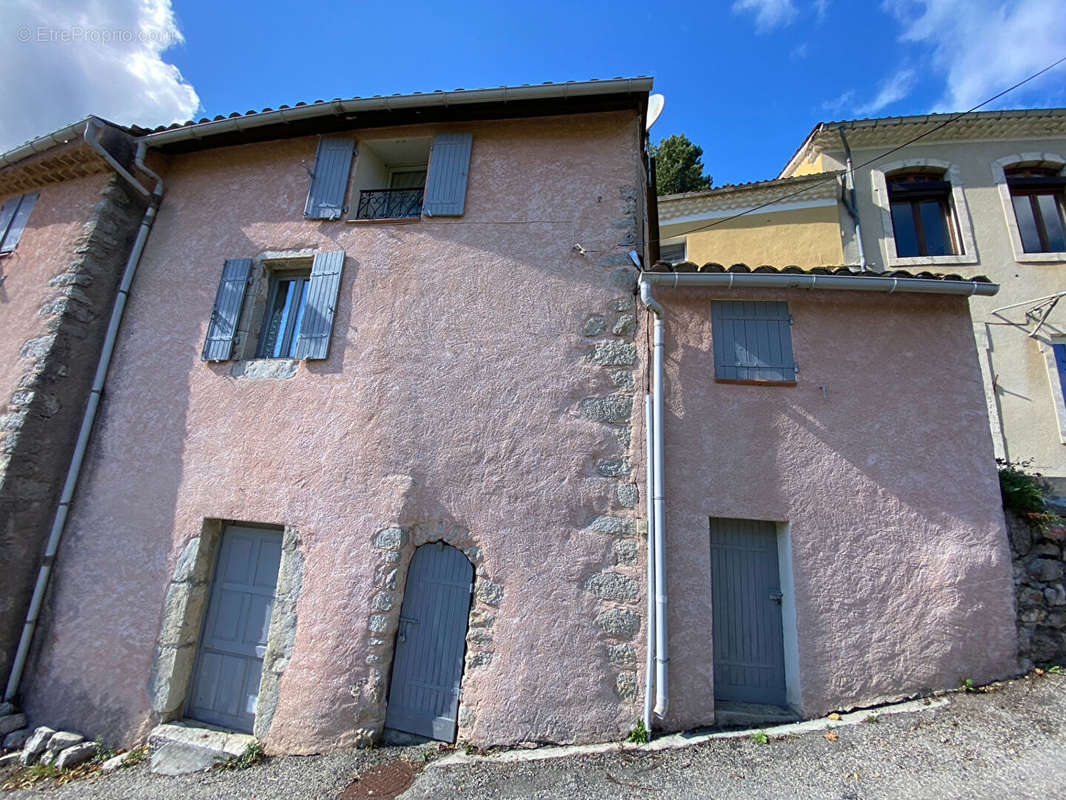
[646,94,665,130]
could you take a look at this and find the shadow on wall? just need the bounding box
[20,227,263,746]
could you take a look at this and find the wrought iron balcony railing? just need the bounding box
[354,188,424,220]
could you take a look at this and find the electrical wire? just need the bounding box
[654,54,1066,244]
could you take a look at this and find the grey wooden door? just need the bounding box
[710,518,787,705]
[187,526,283,732]
[385,543,473,741]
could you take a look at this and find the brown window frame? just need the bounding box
[887,172,959,258]
[1006,166,1066,254]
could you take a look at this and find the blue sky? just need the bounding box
[3,0,1065,184]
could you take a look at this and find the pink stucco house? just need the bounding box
[0,79,1017,754]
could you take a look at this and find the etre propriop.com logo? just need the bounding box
[15,25,179,45]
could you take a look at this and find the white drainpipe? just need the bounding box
[638,278,668,718]
[4,132,164,703]
[642,395,655,731]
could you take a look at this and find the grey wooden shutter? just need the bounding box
[292,250,344,360]
[711,300,796,381]
[423,133,473,216]
[304,137,355,220]
[201,258,252,361]
[0,193,37,253]
[0,197,20,247]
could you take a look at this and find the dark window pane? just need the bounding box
[1013,194,1043,253]
[1037,193,1066,252]
[660,243,685,263]
[890,201,919,257]
[919,200,953,255]
[270,280,298,358]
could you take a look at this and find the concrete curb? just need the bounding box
[430,696,950,768]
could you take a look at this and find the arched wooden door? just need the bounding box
[385,542,474,741]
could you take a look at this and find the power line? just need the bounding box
[656,55,1066,243]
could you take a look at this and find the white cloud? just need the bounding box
[855,68,916,115]
[732,0,798,32]
[821,90,856,115]
[0,0,199,152]
[884,0,1066,111]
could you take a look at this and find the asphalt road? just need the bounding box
[4,672,1064,800]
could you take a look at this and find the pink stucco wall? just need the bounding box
[654,285,1017,730]
[0,173,110,410]
[25,112,647,751]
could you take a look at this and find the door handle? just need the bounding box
[769,590,783,605]
[398,616,419,642]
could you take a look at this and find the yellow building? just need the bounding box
[657,172,845,268]
[660,109,1066,488]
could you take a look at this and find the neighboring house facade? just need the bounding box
[661,109,1066,489]
[638,263,1015,730]
[0,119,147,692]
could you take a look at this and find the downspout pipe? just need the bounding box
[4,131,163,703]
[838,129,867,272]
[642,395,655,732]
[639,278,668,718]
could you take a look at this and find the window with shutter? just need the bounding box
[0,192,38,254]
[711,300,796,384]
[292,250,345,360]
[304,136,355,220]
[202,258,253,361]
[423,133,473,217]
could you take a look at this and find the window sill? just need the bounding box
[715,378,797,387]
[1014,251,1066,264]
[886,253,979,268]
[229,359,299,380]
[345,216,422,225]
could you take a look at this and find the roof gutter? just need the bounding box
[142,78,655,148]
[0,119,94,171]
[639,271,998,296]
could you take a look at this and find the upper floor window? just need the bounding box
[1006,166,1066,254]
[660,240,686,264]
[351,138,431,220]
[887,172,957,258]
[871,159,977,267]
[303,132,473,222]
[0,192,38,254]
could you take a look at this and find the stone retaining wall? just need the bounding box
[1007,511,1066,669]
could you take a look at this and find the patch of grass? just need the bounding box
[92,743,116,765]
[863,714,879,724]
[960,677,977,693]
[122,745,148,767]
[217,740,265,771]
[751,731,769,745]
[625,719,650,745]
[998,459,1048,515]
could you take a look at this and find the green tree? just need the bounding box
[651,134,712,196]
